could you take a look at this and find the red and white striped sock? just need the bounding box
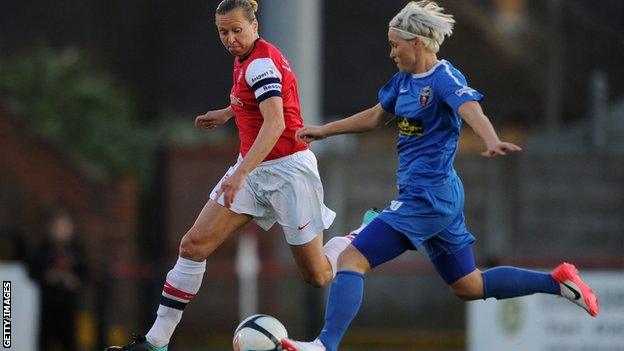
[145,257,205,347]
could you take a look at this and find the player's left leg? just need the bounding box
[430,242,559,301]
[265,149,353,287]
[290,233,334,287]
[289,208,382,287]
[430,244,599,316]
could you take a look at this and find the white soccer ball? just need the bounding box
[233,314,288,351]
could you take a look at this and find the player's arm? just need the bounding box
[236,97,285,174]
[458,101,522,158]
[297,103,394,143]
[195,106,235,129]
[216,97,284,207]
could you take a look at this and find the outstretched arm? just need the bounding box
[297,103,394,143]
[458,101,522,158]
[194,106,235,129]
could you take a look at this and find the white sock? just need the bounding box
[145,257,206,347]
[323,236,351,278]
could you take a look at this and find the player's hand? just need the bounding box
[481,141,522,158]
[215,169,247,208]
[296,125,326,144]
[195,110,229,129]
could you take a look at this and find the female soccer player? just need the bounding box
[106,1,352,350]
[281,2,599,351]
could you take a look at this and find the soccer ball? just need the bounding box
[233,314,288,351]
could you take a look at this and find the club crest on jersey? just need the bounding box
[230,94,243,106]
[419,86,431,106]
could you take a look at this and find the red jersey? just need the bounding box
[230,39,308,161]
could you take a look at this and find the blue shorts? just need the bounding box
[351,176,476,284]
[379,175,475,259]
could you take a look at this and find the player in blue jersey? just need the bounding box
[281,2,599,351]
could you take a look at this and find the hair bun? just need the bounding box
[249,0,258,13]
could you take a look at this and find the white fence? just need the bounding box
[468,271,624,351]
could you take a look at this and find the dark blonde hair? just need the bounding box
[216,0,259,22]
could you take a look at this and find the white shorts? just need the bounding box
[210,149,336,245]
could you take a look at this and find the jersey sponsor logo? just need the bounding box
[250,69,278,84]
[419,86,431,106]
[399,88,409,94]
[397,117,423,137]
[390,200,403,211]
[262,83,281,92]
[230,94,244,106]
[455,86,476,97]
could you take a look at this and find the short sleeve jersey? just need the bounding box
[230,39,308,161]
[378,60,484,188]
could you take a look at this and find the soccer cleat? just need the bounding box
[281,338,326,351]
[346,208,381,240]
[551,262,600,317]
[104,335,168,351]
[362,207,381,226]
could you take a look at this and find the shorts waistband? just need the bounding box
[237,149,312,168]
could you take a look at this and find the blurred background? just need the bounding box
[1,0,623,350]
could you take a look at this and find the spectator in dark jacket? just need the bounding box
[30,209,88,351]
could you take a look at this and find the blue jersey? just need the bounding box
[378,60,483,188]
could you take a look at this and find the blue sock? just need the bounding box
[318,271,364,351]
[482,266,560,299]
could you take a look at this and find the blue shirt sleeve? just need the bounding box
[436,63,484,114]
[378,73,403,115]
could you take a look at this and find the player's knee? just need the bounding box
[301,270,330,288]
[448,270,483,301]
[450,284,481,301]
[337,246,370,273]
[179,228,210,261]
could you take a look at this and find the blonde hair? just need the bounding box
[216,0,259,22]
[389,1,455,53]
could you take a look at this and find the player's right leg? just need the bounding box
[282,217,412,351]
[429,244,600,316]
[105,200,252,350]
[282,246,369,351]
[478,262,598,316]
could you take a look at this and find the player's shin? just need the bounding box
[318,271,365,351]
[481,266,559,300]
[145,257,206,347]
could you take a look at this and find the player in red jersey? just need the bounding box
[105,1,350,350]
